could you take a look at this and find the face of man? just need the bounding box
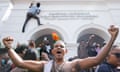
[108,47,120,66]
[52,40,67,60]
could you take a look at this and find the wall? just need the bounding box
[0,0,120,59]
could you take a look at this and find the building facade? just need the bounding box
[0,0,120,60]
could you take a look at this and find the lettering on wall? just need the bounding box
[41,10,98,20]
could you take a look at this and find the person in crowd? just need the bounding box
[24,40,40,61]
[2,25,119,72]
[15,44,28,58]
[0,48,11,72]
[86,35,98,57]
[95,45,120,72]
[77,34,97,72]
[22,2,42,33]
[10,44,28,72]
[77,34,95,59]
[42,39,53,59]
[40,52,50,61]
[95,43,101,54]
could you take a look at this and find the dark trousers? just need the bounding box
[22,13,41,32]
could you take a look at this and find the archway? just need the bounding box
[26,25,68,42]
[30,28,63,47]
[77,27,107,46]
[76,27,108,58]
[77,34,104,46]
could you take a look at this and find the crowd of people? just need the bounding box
[0,25,119,72]
[76,34,120,72]
[0,38,53,72]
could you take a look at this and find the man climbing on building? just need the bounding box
[22,2,42,33]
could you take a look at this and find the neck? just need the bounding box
[54,58,64,65]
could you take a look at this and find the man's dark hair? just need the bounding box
[15,44,28,54]
[36,2,40,7]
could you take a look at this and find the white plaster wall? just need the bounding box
[0,0,120,59]
[39,3,115,43]
[106,2,120,43]
[0,0,10,20]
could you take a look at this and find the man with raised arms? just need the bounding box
[3,25,119,72]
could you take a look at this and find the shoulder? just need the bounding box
[99,62,110,68]
[69,59,81,68]
[65,60,82,71]
[97,63,110,72]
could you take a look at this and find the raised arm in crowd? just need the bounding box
[2,25,119,72]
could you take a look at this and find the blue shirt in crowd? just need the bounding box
[96,62,117,72]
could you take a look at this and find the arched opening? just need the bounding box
[29,28,63,47]
[76,27,108,58]
[76,27,108,46]
[35,34,53,47]
[26,25,68,45]
[77,34,104,46]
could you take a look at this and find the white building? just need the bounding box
[0,0,120,60]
